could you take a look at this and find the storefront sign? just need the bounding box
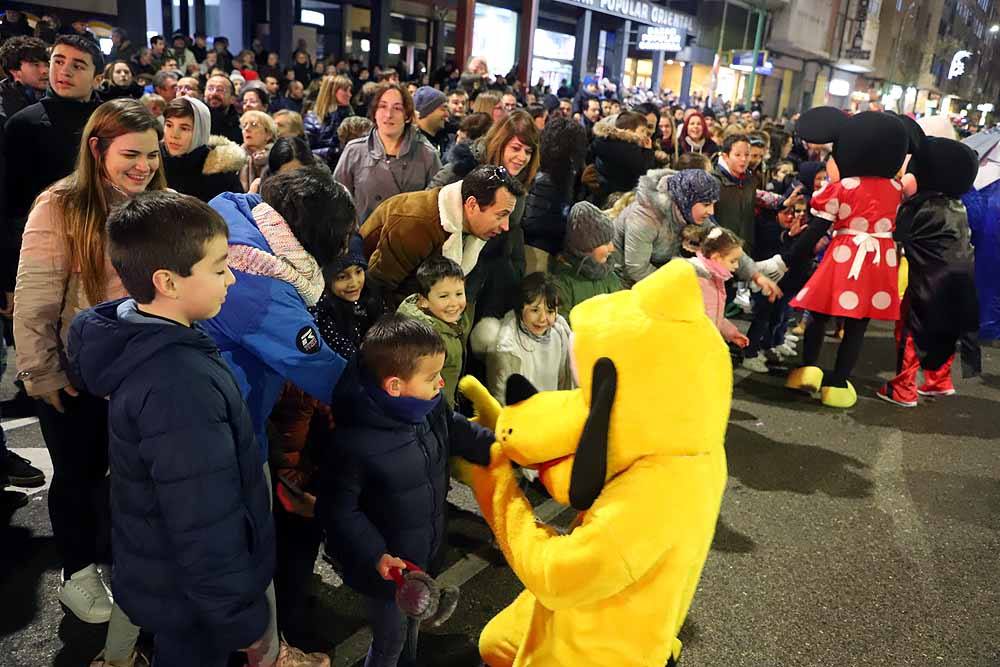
[636,25,686,51]
[838,0,880,68]
[552,0,695,31]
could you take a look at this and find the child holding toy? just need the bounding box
[317,315,493,667]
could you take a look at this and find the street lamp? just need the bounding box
[991,24,1000,33]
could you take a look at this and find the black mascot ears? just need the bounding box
[907,137,979,198]
[797,107,909,179]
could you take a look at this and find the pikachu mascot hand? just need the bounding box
[458,259,733,667]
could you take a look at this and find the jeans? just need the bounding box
[35,390,110,576]
[364,596,408,667]
[745,293,792,357]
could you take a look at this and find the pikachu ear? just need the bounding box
[633,259,704,322]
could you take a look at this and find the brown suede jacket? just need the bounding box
[360,186,451,305]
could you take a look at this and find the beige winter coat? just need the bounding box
[13,189,127,396]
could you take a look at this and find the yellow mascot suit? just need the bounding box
[459,259,733,666]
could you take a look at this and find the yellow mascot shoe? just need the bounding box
[821,381,857,408]
[785,366,823,393]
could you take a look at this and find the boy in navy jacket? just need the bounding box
[68,192,276,666]
[316,314,494,667]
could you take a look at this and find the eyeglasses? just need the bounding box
[241,120,262,130]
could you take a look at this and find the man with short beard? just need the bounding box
[204,74,242,143]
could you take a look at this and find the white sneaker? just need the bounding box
[742,356,770,373]
[60,564,113,624]
[774,343,797,358]
[784,333,800,343]
[735,288,752,313]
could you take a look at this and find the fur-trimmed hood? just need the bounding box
[592,114,647,147]
[442,138,485,180]
[203,135,248,175]
[634,167,679,221]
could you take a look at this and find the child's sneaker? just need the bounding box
[734,287,752,314]
[275,642,331,667]
[876,386,918,408]
[742,356,770,373]
[60,564,113,624]
[774,343,797,358]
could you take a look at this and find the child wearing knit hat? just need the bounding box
[310,234,388,360]
[548,201,624,319]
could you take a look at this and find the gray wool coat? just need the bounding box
[334,124,442,224]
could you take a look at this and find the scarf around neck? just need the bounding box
[228,202,326,306]
[363,375,442,424]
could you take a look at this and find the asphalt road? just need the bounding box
[1,324,998,667]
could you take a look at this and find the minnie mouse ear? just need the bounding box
[796,106,849,144]
[892,112,926,154]
[907,137,979,198]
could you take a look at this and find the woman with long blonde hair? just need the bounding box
[471,91,503,123]
[305,74,355,164]
[14,98,165,632]
[657,112,678,167]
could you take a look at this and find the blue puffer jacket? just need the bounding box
[202,192,347,461]
[67,299,274,651]
[316,360,494,600]
[962,181,1000,341]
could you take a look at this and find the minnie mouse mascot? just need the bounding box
[774,108,915,408]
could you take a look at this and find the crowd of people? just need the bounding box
[0,9,992,667]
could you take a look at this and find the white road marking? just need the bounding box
[2,416,39,431]
[9,447,51,496]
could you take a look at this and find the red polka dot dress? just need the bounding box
[791,176,902,320]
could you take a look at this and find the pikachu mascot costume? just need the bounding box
[458,259,732,666]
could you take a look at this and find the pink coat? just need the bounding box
[687,254,741,343]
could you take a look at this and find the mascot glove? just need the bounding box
[755,254,788,283]
[459,375,502,432]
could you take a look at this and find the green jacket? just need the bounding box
[548,255,624,321]
[397,294,472,407]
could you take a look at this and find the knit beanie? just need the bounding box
[565,201,614,256]
[325,234,368,280]
[413,86,447,118]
